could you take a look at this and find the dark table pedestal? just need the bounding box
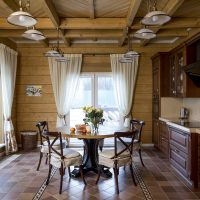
[71,139,112,178]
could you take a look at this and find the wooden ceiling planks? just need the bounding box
[0,0,199,48]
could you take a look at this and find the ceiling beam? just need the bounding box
[140,0,185,46]
[119,0,142,46]
[156,29,188,37]
[0,29,189,38]
[172,28,200,48]
[42,0,60,27]
[42,0,70,46]
[2,0,18,11]
[0,17,200,30]
[60,18,126,29]
[0,29,123,38]
[88,0,95,19]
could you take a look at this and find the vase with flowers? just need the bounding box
[82,106,103,134]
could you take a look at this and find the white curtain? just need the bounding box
[48,54,82,128]
[110,54,139,127]
[0,44,18,154]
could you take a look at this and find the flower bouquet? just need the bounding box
[82,106,104,133]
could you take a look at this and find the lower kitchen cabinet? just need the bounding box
[168,125,199,187]
[153,119,159,148]
[159,120,169,156]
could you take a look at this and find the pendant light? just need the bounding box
[7,0,37,27]
[119,27,139,63]
[22,27,46,41]
[141,0,171,26]
[44,28,69,62]
[134,27,156,40]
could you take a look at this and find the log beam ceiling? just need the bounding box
[0,0,199,47]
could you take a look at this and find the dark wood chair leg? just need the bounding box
[46,164,52,185]
[96,165,102,184]
[68,167,71,178]
[130,163,137,186]
[80,165,87,185]
[36,152,43,171]
[113,164,119,194]
[138,149,145,166]
[59,164,64,194]
[45,153,48,164]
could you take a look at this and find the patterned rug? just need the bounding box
[32,165,153,200]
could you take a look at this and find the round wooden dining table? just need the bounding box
[58,126,128,178]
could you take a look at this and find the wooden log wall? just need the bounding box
[15,44,171,144]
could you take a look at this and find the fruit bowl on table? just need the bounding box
[75,124,86,134]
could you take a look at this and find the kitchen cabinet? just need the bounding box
[159,120,169,156]
[152,53,170,147]
[153,119,159,147]
[152,53,170,98]
[168,35,200,97]
[169,127,190,178]
[169,46,186,97]
[168,125,199,187]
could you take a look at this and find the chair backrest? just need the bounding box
[113,131,136,159]
[36,121,49,145]
[130,119,145,142]
[42,130,64,158]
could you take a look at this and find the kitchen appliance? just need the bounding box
[180,107,189,119]
[183,40,200,87]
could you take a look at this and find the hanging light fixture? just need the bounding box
[141,0,171,26]
[7,0,37,27]
[22,27,46,41]
[44,28,69,62]
[119,27,139,63]
[134,27,156,40]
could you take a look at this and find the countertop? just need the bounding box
[159,117,200,133]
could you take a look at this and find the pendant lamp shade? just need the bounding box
[134,28,156,39]
[119,27,139,63]
[44,49,62,57]
[7,9,37,27]
[124,50,139,58]
[141,10,171,26]
[56,57,70,63]
[119,57,133,63]
[44,28,69,62]
[22,29,45,41]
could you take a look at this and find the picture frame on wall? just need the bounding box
[26,85,42,96]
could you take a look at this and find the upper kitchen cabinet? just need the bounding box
[152,53,170,98]
[169,46,186,98]
[169,33,200,98]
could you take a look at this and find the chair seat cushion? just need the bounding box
[99,148,129,159]
[98,148,131,168]
[41,139,67,153]
[50,148,82,168]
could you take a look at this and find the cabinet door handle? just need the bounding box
[174,149,179,153]
[161,137,165,140]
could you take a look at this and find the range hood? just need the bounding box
[183,60,200,87]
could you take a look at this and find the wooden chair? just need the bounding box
[43,130,86,194]
[96,131,137,194]
[130,119,145,166]
[36,121,67,171]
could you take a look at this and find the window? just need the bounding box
[69,73,120,146]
